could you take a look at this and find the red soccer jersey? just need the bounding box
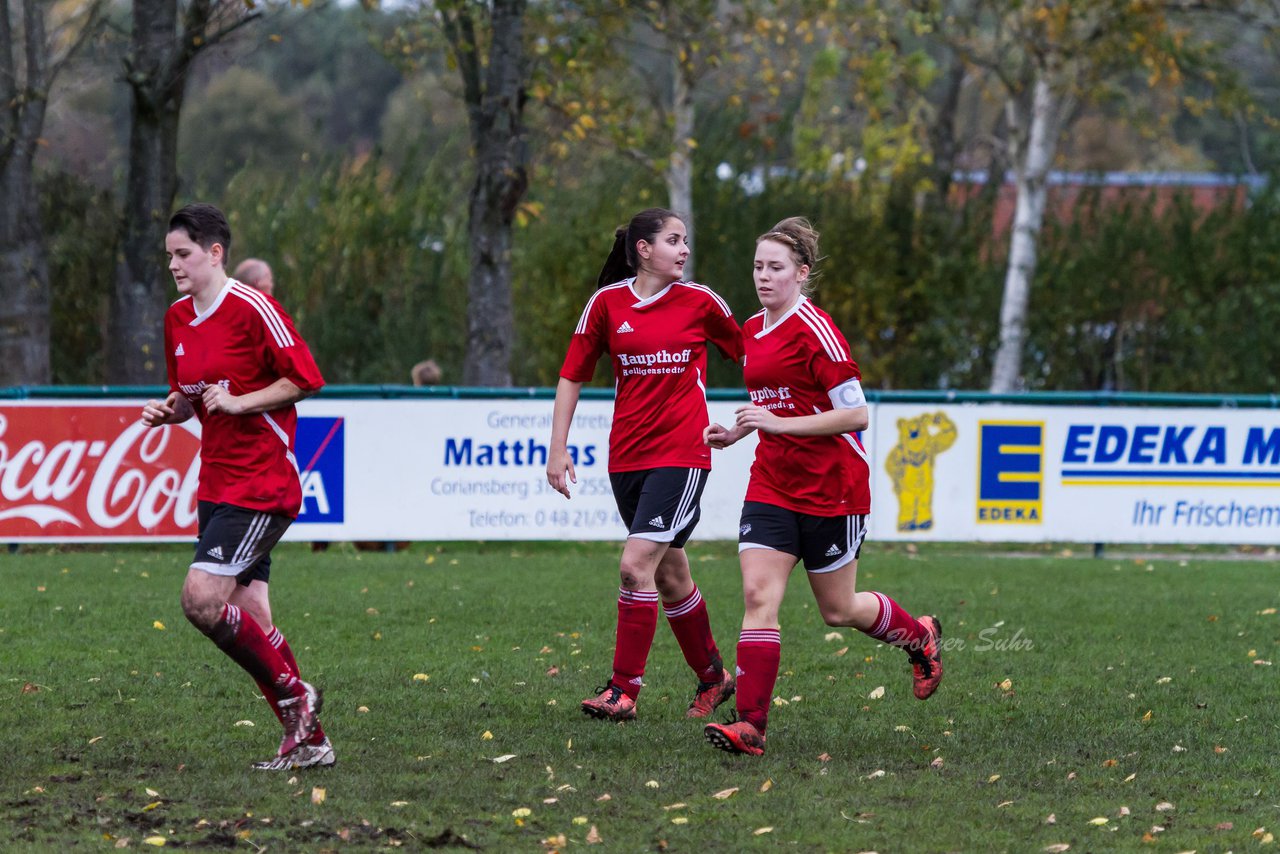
[163,280,325,517]
[560,279,744,472]
[742,296,870,516]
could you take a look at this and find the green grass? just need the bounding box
[2,541,1278,851]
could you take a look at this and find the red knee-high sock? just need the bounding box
[663,586,722,683]
[208,605,298,701]
[260,626,327,743]
[611,588,659,700]
[735,628,781,733]
[861,592,927,654]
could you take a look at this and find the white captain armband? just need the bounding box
[828,378,866,410]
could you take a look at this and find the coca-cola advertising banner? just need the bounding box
[0,405,201,539]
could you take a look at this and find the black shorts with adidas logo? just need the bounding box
[737,501,868,574]
[192,501,294,585]
[610,467,709,548]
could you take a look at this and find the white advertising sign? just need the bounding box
[868,404,1280,543]
[2,398,1275,544]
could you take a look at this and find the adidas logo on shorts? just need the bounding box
[648,515,664,528]
[825,544,842,557]
[207,545,225,560]
[616,321,635,333]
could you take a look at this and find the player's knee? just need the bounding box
[181,588,221,633]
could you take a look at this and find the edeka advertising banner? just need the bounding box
[1,399,1276,543]
[869,403,1280,544]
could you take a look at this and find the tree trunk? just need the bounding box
[458,0,528,387]
[989,75,1058,393]
[106,0,189,384]
[667,50,695,280]
[0,0,52,385]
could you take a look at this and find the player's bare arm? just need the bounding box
[142,391,194,427]
[202,377,312,416]
[735,403,868,437]
[546,377,583,499]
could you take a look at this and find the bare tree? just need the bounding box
[438,0,529,387]
[0,0,105,385]
[106,0,257,384]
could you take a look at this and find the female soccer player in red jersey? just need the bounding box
[701,217,942,756]
[547,208,744,722]
[141,203,333,770]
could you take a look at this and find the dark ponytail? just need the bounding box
[595,207,682,288]
[596,226,632,288]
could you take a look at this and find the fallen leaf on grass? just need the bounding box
[1102,759,1117,767]
[1089,817,1109,825]
[1214,745,1228,753]
[753,827,773,836]
[997,800,1014,808]
[412,674,430,681]
[1141,710,1153,723]
[646,780,660,788]
[88,736,104,745]
[1155,802,1175,812]
[21,683,40,694]
[145,788,159,797]
[596,793,611,802]
[759,779,773,792]
[572,817,588,825]
[1216,822,1234,831]
[671,817,689,825]
[988,775,1001,784]
[481,731,493,740]
[930,757,944,769]
[153,621,165,631]
[543,834,567,848]
[1123,774,1137,783]
[866,770,885,779]
[586,825,603,844]
[1045,814,1056,824]
[1118,806,1131,816]
[114,839,130,849]
[390,801,408,807]
[512,808,532,818]
[311,787,325,804]
[142,837,166,847]
[357,706,370,714]
[1043,845,1070,853]
[1171,745,1187,753]
[894,725,911,732]
[868,686,885,700]
[492,755,517,763]
[835,647,849,657]
[141,802,163,812]
[712,788,738,800]
[998,679,1013,691]
[234,720,254,727]
[824,632,842,642]
[817,754,832,763]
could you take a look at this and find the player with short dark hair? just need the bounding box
[547,208,744,722]
[702,217,942,756]
[142,202,333,770]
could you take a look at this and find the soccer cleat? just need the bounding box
[580,683,637,722]
[704,720,766,756]
[277,680,323,755]
[685,669,736,719]
[253,737,336,771]
[910,615,944,700]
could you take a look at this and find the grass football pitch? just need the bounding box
[2,540,1277,851]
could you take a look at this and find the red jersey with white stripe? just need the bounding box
[561,279,743,472]
[163,280,325,517]
[742,296,870,515]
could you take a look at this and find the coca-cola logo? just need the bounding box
[0,406,202,538]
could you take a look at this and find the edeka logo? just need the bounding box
[295,417,344,523]
[977,422,1043,524]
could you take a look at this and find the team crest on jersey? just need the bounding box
[616,321,635,334]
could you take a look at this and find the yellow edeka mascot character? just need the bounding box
[885,412,957,531]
